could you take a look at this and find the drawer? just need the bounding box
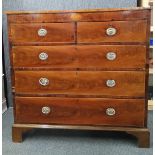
[77,20,147,43]
[77,45,146,69]
[15,71,145,97]
[12,46,78,68]
[77,71,145,96]
[10,23,75,43]
[15,97,145,127]
[15,71,78,94]
[12,45,146,69]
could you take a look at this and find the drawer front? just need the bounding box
[77,20,147,43]
[12,46,78,68]
[15,71,78,94]
[77,71,145,96]
[10,23,75,43]
[15,71,145,97]
[77,45,146,69]
[12,45,146,69]
[15,97,145,127]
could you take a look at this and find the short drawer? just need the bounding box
[12,46,78,68]
[77,71,145,97]
[15,71,77,95]
[15,71,145,97]
[15,97,145,127]
[12,45,146,69]
[10,23,75,43]
[77,45,146,69]
[77,20,147,43]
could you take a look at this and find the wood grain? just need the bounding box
[15,97,145,127]
[5,7,150,14]
[12,46,78,68]
[77,71,145,96]
[15,71,145,97]
[12,45,146,69]
[7,9,150,23]
[77,45,146,69]
[9,23,75,44]
[77,20,147,43]
[15,71,78,94]
[6,8,151,146]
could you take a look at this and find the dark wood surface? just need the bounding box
[6,8,150,146]
[77,45,146,69]
[15,97,145,127]
[12,46,78,68]
[7,9,150,23]
[14,71,145,97]
[12,45,146,69]
[77,20,147,43]
[9,23,75,44]
[12,123,148,131]
[12,124,150,147]
[144,15,151,127]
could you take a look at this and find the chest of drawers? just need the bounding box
[6,7,150,147]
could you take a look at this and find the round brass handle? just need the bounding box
[39,52,48,60]
[38,28,47,36]
[42,106,51,115]
[106,27,117,36]
[39,78,49,86]
[106,108,116,116]
[106,80,116,87]
[106,52,116,61]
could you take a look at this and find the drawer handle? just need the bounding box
[38,28,47,37]
[42,106,51,115]
[106,80,116,87]
[39,52,48,60]
[39,78,49,86]
[106,27,117,36]
[106,108,116,116]
[106,52,116,61]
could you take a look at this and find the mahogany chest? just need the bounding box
[6,7,150,147]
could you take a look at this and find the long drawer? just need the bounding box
[77,20,147,43]
[15,97,145,127]
[12,45,146,69]
[15,71,145,97]
[10,23,75,43]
